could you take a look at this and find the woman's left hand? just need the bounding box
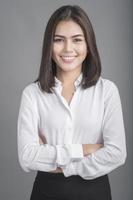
[39,129,47,145]
[39,136,45,145]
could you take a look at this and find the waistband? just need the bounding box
[36,171,108,182]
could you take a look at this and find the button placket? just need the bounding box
[54,73,82,112]
[54,86,71,114]
[65,113,74,144]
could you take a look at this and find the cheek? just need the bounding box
[52,47,58,61]
[52,45,57,57]
[79,47,87,57]
[52,45,62,64]
[77,44,87,54]
[52,44,63,55]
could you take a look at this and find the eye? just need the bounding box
[73,38,83,42]
[53,38,64,42]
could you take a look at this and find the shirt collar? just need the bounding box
[54,73,83,88]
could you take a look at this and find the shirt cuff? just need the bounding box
[56,144,84,166]
[62,161,76,177]
[70,144,84,160]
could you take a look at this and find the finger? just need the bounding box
[39,128,47,144]
[39,137,44,145]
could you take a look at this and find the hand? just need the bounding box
[82,143,103,156]
[39,129,47,145]
[39,136,44,145]
[38,132,63,173]
[50,167,63,173]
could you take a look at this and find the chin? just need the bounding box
[60,67,79,72]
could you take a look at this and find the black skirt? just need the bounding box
[30,171,112,200]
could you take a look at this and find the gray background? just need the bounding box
[0,0,132,199]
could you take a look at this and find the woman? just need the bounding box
[17,5,127,200]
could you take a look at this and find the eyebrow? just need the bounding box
[54,34,84,38]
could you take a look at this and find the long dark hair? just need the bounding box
[35,5,101,93]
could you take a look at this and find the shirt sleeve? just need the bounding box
[62,82,127,180]
[17,87,83,172]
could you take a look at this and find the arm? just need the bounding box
[82,144,103,156]
[39,136,103,173]
[61,82,127,179]
[17,88,83,172]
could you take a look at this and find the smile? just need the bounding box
[60,56,76,63]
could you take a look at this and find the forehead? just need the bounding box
[54,20,84,36]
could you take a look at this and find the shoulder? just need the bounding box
[98,76,121,102]
[98,76,119,93]
[21,81,40,101]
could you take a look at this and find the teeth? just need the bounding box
[61,56,75,60]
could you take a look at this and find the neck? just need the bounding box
[56,70,82,86]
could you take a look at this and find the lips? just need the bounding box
[61,56,76,63]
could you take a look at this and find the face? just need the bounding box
[52,20,87,74]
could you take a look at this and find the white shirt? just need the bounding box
[17,73,127,180]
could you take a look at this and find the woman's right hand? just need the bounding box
[82,144,103,156]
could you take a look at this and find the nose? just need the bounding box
[64,40,73,52]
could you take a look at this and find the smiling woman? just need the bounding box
[51,20,88,105]
[52,20,87,79]
[17,4,126,200]
[34,5,102,93]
